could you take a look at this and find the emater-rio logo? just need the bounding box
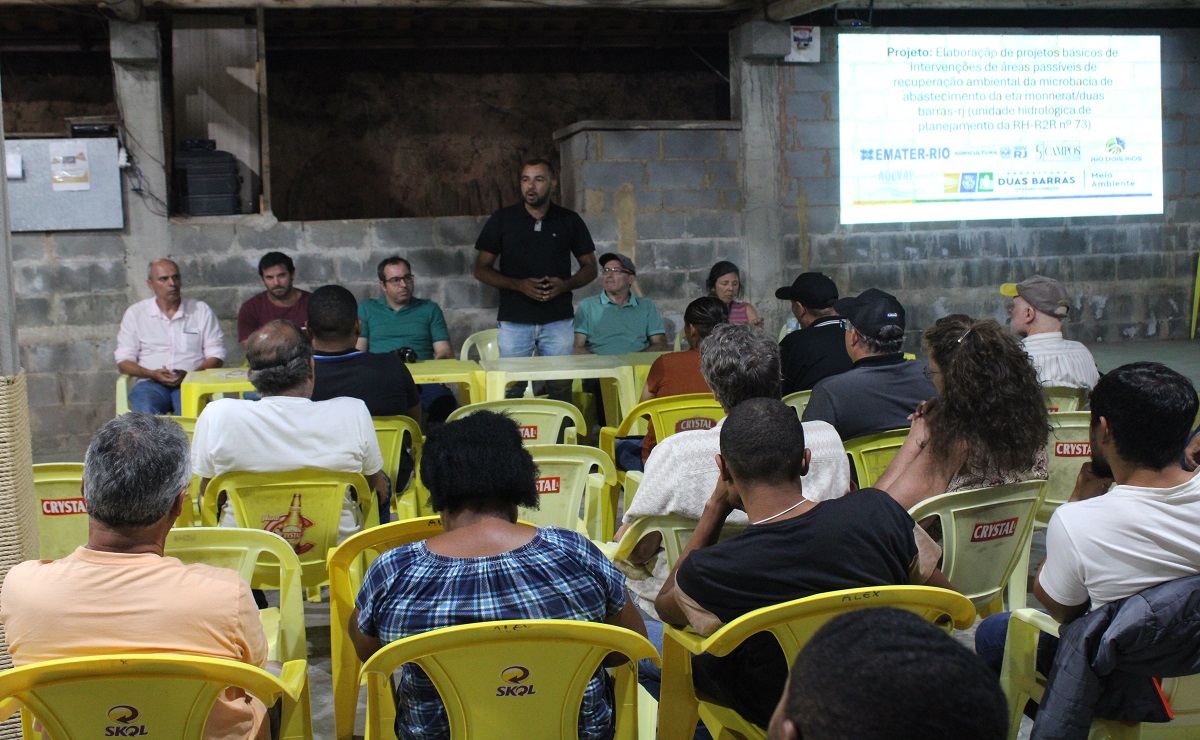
[105,705,149,736]
[496,665,537,697]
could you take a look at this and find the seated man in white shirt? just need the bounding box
[1002,275,1099,389]
[615,323,850,620]
[192,320,390,537]
[115,259,225,415]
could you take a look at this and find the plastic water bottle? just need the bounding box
[784,317,800,336]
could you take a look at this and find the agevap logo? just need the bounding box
[496,665,537,697]
[105,705,149,736]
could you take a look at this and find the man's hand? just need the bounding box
[541,276,568,301]
[1068,462,1113,503]
[516,277,546,301]
[151,368,185,387]
[1184,432,1200,471]
[707,477,740,516]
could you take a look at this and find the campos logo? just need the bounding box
[105,705,149,736]
[42,498,87,516]
[496,665,537,697]
[535,477,561,494]
[1055,442,1091,457]
[971,518,1018,542]
[675,417,716,434]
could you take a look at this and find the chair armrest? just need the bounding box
[662,623,708,655]
[598,426,620,461]
[275,659,310,702]
[1010,608,1061,638]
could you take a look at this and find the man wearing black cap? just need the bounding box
[573,253,667,355]
[801,288,936,441]
[1002,275,1099,389]
[776,273,853,394]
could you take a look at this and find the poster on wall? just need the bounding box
[49,140,91,192]
[786,26,821,63]
[838,34,1162,224]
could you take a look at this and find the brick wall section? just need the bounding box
[557,121,744,335]
[780,28,1200,350]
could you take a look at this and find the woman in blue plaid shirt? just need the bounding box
[350,410,646,739]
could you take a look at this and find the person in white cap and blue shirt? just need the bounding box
[1002,275,1099,389]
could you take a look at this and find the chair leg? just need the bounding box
[658,633,700,740]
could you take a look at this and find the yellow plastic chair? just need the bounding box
[1044,385,1089,413]
[447,398,586,446]
[171,415,202,527]
[844,428,910,488]
[1040,412,1092,527]
[598,393,724,487]
[31,463,88,560]
[373,415,425,520]
[200,468,378,597]
[115,374,135,416]
[907,480,1048,618]
[0,653,310,740]
[657,585,977,740]
[782,390,813,418]
[359,619,659,740]
[601,513,745,572]
[525,444,618,540]
[459,328,499,361]
[1001,608,1200,740]
[327,516,448,739]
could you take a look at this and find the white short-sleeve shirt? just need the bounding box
[1039,472,1200,610]
[114,297,226,370]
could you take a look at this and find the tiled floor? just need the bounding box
[304,337,1200,739]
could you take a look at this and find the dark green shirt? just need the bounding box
[358,297,450,360]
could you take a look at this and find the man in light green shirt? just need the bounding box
[573,253,667,356]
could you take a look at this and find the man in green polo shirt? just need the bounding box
[357,256,456,421]
[573,253,667,356]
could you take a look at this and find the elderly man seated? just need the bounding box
[0,414,270,739]
[192,319,390,536]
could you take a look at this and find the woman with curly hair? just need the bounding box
[707,260,764,328]
[877,314,1050,511]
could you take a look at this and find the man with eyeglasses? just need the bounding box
[474,158,598,401]
[358,256,456,421]
[801,289,936,442]
[573,253,667,356]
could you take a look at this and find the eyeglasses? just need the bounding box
[383,276,414,285]
[922,367,942,380]
[838,319,852,331]
[602,267,632,275]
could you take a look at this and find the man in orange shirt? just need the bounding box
[0,414,270,739]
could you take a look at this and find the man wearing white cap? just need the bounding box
[1002,275,1099,389]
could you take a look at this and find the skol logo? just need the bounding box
[519,426,538,440]
[675,417,716,433]
[105,705,149,736]
[42,498,87,515]
[971,518,1018,542]
[496,665,537,697]
[535,477,561,494]
[1055,442,1091,457]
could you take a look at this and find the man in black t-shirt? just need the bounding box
[473,158,598,400]
[775,272,852,394]
[655,398,951,730]
[307,284,421,420]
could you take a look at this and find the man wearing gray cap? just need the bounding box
[573,253,667,355]
[776,272,852,394]
[1002,275,1099,389]
[802,289,936,441]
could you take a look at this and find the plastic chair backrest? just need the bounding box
[360,619,659,740]
[201,468,374,592]
[326,517,450,740]
[166,527,307,665]
[599,392,724,454]
[610,513,745,571]
[908,480,1048,615]
[0,654,309,740]
[170,416,202,527]
[1043,385,1088,413]
[373,415,424,519]
[1041,411,1091,527]
[32,463,87,561]
[524,445,617,539]
[447,398,586,446]
[459,329,499,362]
[844,428,910,488]
[782,390,812,419]
[115,374,135,416]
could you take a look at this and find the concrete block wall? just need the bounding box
[557,121,744,334]
[780,27,1200,349]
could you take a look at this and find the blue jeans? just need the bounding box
[418,383,457,423]
[498,319,574,402]
[128,380,181,415]
[975,611,1059,677]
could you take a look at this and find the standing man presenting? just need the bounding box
[115,258,225,415]
[237,251,311,346]
[474,158,597,399]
